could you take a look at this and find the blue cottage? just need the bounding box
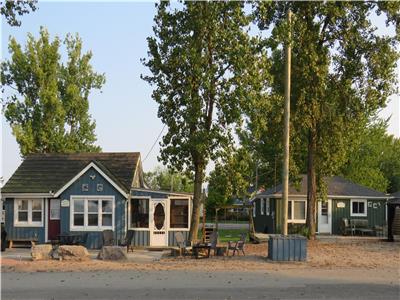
[1,153,192,248]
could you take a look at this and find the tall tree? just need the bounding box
[341,120,400,193]
[142,2,266,241]
[1,28,105,156]
[207,147,253,213]
[144,166,194,193]
[0,0,37,26]
[251,2,399,237]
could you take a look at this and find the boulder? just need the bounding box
[97,246,127,261]
[31,244,53,261]
[58,245,90,261]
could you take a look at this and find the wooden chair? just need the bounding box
[227,233,246,256]
[120,230,135,252]
[174,232,191,256]
[340,218,354,236]
[102,230,115,246]
[209,231,219,256]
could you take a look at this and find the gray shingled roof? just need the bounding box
[2,153,140,194]
[391,191,400,199]
[258,175,387,198]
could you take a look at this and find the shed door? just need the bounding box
[318,200,332,234]
[48,199,61,240]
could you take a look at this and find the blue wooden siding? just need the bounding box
[131,230,150,246]
[168,231,189,246]
[59,167,127,249]
[4,198,46,243]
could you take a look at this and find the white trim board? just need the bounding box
[253,194,389,200]
[54,162,128,198]
[2,193,53,199]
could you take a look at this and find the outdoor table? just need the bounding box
[192,243,211,259]
[58,234,83,245]
[358,228,374,236]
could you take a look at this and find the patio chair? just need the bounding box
[77,233,88,247]
[227,232,246,256]
[174,232,191,256]
[340,218,354,236]
[209,231,219,256]
[102,230,115,246]
[120,230,135,252]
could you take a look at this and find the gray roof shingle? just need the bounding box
[258,175,387,198]
[2,152,140,194]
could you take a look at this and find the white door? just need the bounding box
[318,200,332,234]
[150,200,168,247]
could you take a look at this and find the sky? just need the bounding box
[1,1,399,183]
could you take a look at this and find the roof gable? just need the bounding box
[2,152,142,194]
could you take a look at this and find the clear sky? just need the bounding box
[1,1,399,183]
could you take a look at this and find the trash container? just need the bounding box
[1,224,7,252]
[268,234,307,261]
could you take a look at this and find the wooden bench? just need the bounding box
[8,237,38,248]
[350,219,374,236]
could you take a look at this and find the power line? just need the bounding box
[142,124,166,162]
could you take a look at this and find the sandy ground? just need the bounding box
[1,240,399,277]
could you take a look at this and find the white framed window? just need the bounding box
[70,196,115,231]
[260,198,265,215]
[14,199,44,227]
[129,197,150,230]
[351,199,367,217]
[266,198,270,216]
[287,199,306,223]
[253,202,256,217]
[170,198,189,229]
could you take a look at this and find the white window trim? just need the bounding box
[253,202,256,217]
[14,199,44,227]
[128,196,151,231]
[260,198,265,215]
[168,197,190,231]
[70,195,115,231]
[288,199,307,224]
[266,198,270,216]
[350,199,367,217]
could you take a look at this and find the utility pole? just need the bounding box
[282,9,292,236]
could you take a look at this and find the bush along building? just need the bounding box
[1,153,192,248]
[252,176,389,235]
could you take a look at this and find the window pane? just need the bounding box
[352,202,359,214]
[131,199,149,228]
[359,202,365,214]
[170,199,188,228]
[74,200,84,213]
[102,214,112,226]
[18,211,28,222]
[32,211,42,222]
[32,199,42,210]
[88,214,99,226]
[294,201,306,220]
[288,201,292,220]
[102,200,112,213]
[74,214,84,226]
[88,200,98,213]
[18,200,28,211]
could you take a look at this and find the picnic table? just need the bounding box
[192,243,211,259]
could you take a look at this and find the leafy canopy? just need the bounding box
[0,0,37,26]
[1,28,105,156]
[144,166,194,193]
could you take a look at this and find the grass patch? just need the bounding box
[198,229,249,243]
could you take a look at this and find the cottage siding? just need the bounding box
[168,231,189,246]
[331,199,386,234]
[4,198,46,243]
[59,167,127,249]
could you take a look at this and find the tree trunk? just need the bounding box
[306,128,317,239]
[188,161,205,243]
